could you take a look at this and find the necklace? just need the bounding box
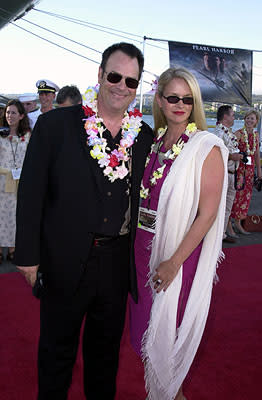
[140,123,197,199]
[216,122,230,134]
[8,134,26,143]
[82,85,142,182]
[216,123,238,151]
[242,127,257,155]
[8,133,29,169]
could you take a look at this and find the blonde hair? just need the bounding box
[244,109,260,127]
[153,67,207,134]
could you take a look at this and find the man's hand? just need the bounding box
[230,153,243,162]
[17,265,39,287]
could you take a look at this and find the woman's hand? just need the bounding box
[152,259,180,293]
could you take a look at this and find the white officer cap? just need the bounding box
[36,79,60,93]
[18,93,38,102]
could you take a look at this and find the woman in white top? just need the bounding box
[0,100,31,263]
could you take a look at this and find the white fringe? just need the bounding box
[141,131,228,400]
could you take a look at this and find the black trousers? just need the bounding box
[37,236,129,400]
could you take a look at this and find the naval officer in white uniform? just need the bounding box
[29,79,60,129]
[18,93,39,130]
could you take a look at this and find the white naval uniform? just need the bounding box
[28,108,41,130]
[28,107,57,130]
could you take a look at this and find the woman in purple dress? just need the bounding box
[129,67,228,400]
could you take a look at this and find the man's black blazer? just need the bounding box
[14,104,153,301]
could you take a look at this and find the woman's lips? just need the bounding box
[173,111,185,115]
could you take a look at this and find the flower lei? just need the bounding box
[242,127,257,155]
[216,122,229,134]
[82,85,142,182]
[8,134,26,142]
[140,122,197,199]
[216,123,238,151]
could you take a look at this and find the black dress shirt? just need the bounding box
[92,128,130,236]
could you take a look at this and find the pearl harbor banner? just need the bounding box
[169,41,253,105]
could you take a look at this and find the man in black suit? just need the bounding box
[14,42,153,400]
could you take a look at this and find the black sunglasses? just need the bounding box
[105,71,139,89]
[162,95,194,105]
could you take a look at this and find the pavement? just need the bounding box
[0,189,262,274]
[222,187,262,249]
[0,247,17,274]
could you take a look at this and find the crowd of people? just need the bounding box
[213,105,262,243]
[0,81,83,266]
[0,41,261,400]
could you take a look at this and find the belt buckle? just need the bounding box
[94,239,101,247]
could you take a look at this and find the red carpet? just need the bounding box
[0,245,261,399]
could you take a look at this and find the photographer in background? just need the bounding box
[213,105,243,243]
[230,109,262,234]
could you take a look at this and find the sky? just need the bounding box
[1,0,262,96]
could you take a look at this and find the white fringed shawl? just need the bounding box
[142,130,228,400]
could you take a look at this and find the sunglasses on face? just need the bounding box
[105,71,139,89]
[162,95,194,105]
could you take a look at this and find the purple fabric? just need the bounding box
[129,141,203,356]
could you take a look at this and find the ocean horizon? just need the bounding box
[142,115,244,132]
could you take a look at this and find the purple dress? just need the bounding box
[129,141,203,356]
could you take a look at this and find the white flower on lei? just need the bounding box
[151,164,166,185]
[90,145,104,160]
[171,141,184,157]
[121,135,134,147]
[157,126,168,140]
[128,116,142,130]
[98,154,110,167]
[104,166,113,176]
[116,164,129,179]
[140,183,149,199]
[127,98,137,112]
[82,84,99,110]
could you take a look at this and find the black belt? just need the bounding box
[93,235,121,247]
[228,171,234,174]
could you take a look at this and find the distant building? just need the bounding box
[232,104,241,112]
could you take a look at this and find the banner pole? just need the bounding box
[258,113,262,153]
[139,36,146,113]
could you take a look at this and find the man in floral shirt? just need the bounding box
[213,105,243,243]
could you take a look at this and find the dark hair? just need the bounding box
[3,99,31,136]
[100,42,144,79]
[217,105,232,122]
[56,85,82,105]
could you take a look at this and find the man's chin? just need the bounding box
[110,96,134,112]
